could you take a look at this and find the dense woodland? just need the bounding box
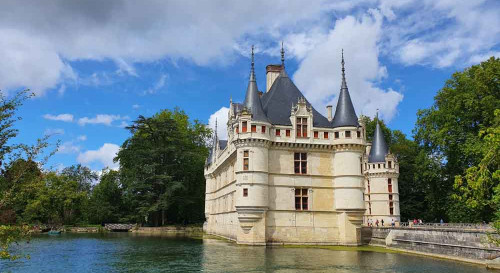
[0,57,498,229]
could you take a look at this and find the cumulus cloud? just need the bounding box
[77,135,87,141]
[293,10,403,121]
[78,114,124,126]
[77,143,120,170]
[43,113,74,122]
[208,107,230,140]
[0,0,333,95]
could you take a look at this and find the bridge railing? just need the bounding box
[372,222,494,231]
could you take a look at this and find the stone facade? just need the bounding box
[204,50,400,245]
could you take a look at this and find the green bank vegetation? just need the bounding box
[0,57,498,259]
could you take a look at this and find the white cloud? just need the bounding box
[0,0,497,100]
[132,104,140,110]
[77,143,120,170]
[293,10,403,121]
[208,107,230,140]
[77,135,87,141]
[44,128,65,135]
[43,113,74,122]
[143,74,168,95]
[0,0,332,95]
[57,141,81,154]
[78,114,124,126]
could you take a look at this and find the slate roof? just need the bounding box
[261,70,332,128]
[368,120,389,163]
[331,53,359,128]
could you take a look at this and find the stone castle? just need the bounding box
[204,46,400,245]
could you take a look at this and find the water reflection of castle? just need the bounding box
[204,46,400,245]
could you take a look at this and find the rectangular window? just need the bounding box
[357,131,361,138]
[378,164,381,169]
[324,132,329,139]
[314,131,318,138]
[296,118,308,138]
[345,131,351,138]
[243,150,249,170]
[295,188,308,210]
[251,125,257,132]
[236,126,239,134]
[294,152,307,174]
[334,132,339,139]
[242,121,247,132]
[243,188,248,197]
[286,129,291,137]
[389,194,393,200]
[261,126,266,133]
[276,129,281,136]
[389,201,394,215]
[388,161,392,168]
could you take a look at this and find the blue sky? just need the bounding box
[1,0,499,172]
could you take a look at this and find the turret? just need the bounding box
[331,50,365,245]
[234,46,270,245]
[364,114,400,226]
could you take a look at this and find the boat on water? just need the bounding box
[48,230,61,235]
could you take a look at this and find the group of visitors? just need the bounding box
[367,218,396,227]
[412,218,423,225]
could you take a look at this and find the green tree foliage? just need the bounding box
[414,57,500,222]
[0,225,30,260]
[61,164,98,193]
[88,169,124,224]
[116,109,211,225]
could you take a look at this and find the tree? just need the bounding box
[116,108,211,225]
[88,169,124,224]
[61,164,98,193]
[414,57,500,222]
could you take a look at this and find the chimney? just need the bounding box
[266,64,283,92]
[326,105,333,121]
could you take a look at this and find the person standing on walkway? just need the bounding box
[381,219,384,226]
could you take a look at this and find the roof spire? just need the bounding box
[215,118,218,141]
[243,46,268,122]
[341,48,347,90]
[331,50,359,127]
[281,41,285,68]
[369,114,389,163]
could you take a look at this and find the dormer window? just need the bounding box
[242,121,247,133]
[296,118,308,138]
[251,125,257,132]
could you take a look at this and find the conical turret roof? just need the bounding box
[368,117,389,163]
[331,51,359,128]
[243,46,268,122]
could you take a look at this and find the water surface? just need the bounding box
[0,233,487,273]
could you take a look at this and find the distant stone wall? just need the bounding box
[362,226,500,261]
[133,226,203,234]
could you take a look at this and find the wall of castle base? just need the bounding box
[205,210,369,245]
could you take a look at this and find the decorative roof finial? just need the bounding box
[251,45,255,73]
[215,118,218,139]
[341,49,348,90]
[376,108,379,120]
[281,41,285,68]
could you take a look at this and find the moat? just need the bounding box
[0,233,488,273]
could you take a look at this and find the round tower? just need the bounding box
[233,46,271,245]
[365,116,400,226]
[331,51,366,245]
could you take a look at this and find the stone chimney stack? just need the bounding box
[265,64,283,92]
[326,105,333,121]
